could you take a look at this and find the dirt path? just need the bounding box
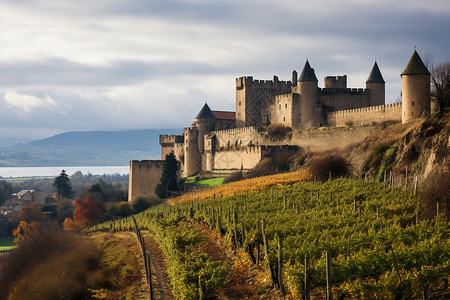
[142,231,173,300]
[189,222,283,299]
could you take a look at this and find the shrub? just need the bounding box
[267,123,292,140]
[309,154,351,182]
[223,170,244,184]
[420,169,450,220]
[131,195,162,213]
[0,224,105,299]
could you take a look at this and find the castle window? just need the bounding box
[239,101,241,106]
[279,104,281,109]
[285,103,288,109]
[283,117,286,122]
[186,147,188,151]
[412,101,415,106]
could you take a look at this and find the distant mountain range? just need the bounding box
[0,129,181,167]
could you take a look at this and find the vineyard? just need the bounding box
[89,178,449,299]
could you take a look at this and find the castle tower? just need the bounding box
[298,60,318,128]
[183,126,201,177]
[195,103,216,170]
[365,61,385,106]
[401,50,431,123]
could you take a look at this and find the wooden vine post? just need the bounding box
[326,250,333,300]
[304,254,311,300]
[278,237,285,295]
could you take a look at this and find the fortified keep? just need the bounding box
[129,51,431,199]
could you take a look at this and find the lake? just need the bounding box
[0,166,129,178]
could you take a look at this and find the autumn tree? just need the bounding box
[53,170,75,201]
[12,220,39,243]
[13,203,47,223]
[72,193,103,228]
[155,152,180,199]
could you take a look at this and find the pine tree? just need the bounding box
[155,153,180,199]
[53,170,75,201]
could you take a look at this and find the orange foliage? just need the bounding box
[169,170,312,205]
[63,218,82,232]
[73,193,103,228]
[12,220,39,243]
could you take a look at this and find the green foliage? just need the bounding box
[53,169,75,200]
[130,196,152,213]
[156,153,181,199]
[0,180,13,206]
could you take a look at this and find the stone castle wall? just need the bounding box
[327,103,402,127]
[214,126,266,149]
[128,160,164,201]
[211,145,298,170]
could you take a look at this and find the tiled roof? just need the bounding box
[212,111,235,120]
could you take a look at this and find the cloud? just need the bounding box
[0,0,448,142]
[3,91,58,114]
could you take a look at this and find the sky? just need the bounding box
[0,0,449,145]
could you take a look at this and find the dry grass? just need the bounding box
[169,170,312,205]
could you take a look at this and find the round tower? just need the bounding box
[183,126,201,177]
[401,51,431,123]
[194,103,216,154]
[298,60,318,129]
[365,61,385,106]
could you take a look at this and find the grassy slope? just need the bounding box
[91,177,449,299]
[0,236,15,251]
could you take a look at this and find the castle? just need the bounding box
[129,51,431,200]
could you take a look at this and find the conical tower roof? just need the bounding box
[299,60,318,82]
[401,50,430,76]
[195,103,216,119]
[366,61,385,83]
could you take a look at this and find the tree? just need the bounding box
[0,180,13,206]
[12,220,39,243]
[430,61,450,111]
[53,170,75,201]
[155,153,180,199]
[72,194,103,228]
[13,204,47,223]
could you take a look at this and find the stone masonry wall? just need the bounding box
[128,160,164,201]
[327,103,402,127]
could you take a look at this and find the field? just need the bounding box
[184,176,224,187]
[90,178,449,299]
[0,236,16,251]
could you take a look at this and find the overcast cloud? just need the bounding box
[0,0,449,144]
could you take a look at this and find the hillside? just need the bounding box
[0,128,180,167]
[91,178,449,299]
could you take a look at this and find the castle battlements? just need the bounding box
[212,126,257,136]
[159,134,183,144]
[328,102,402,116]
[236,75,293,89]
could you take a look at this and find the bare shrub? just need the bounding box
[223,170,243,184]
[309,154,351,182]
[420,169,450,220]
[0,223,105,299]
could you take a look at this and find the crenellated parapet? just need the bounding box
[128,160,165,201]
[327,103,402,127]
